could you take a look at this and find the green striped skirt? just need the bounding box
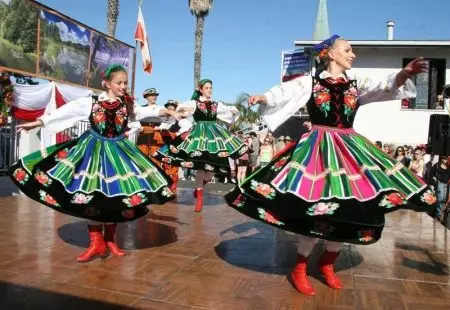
[10,130,175,222]
[154,121,247,175]
[225,126,438,244]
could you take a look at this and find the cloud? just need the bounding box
[0,0,11,5]
[54,21,90,46]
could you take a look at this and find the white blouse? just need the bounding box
[260,71,417,131]
[38,92,165,134]
[176,100,240,124]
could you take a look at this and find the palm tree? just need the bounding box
[107,0,120,37]
[188,0,213,86]
[230,92,260,131]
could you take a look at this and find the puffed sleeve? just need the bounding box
[134,105,163,121]
[260,75,312,131]
[178,118,193,135]
[176,100,197,116]
[217,102,240,124]
[38,96,92,134]
[357,72,416,106]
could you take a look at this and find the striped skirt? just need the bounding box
[153,121,247,175]
[10,130,175,222]
[225,126,438,245]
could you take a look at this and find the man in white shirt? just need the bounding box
[136,88,165,161]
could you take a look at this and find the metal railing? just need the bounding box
[0,119,90,176]
[0,118,18,176]
[58,120,90,143]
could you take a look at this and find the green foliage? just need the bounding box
[229,92,260,132]
[40,18,89,52]
[0,0,38,53]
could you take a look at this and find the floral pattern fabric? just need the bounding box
[90,98,128,137]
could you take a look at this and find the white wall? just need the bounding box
[350,47,450,145]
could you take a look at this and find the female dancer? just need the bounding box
[225,35,437,295]
[154,79,247,212]
[10,64,179,262]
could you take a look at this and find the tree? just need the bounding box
[188,0,213,86]
[230,92,260,131]
[107,0,119,37]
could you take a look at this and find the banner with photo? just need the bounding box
[281,48,312,82]
[0,0,135,91]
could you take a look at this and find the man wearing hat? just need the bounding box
[137,88,165,162]
[142,88,159,105]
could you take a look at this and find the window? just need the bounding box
[401,58,446,110]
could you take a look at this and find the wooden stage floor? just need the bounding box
[0,189,449,310]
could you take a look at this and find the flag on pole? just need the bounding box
[134,5,152,74]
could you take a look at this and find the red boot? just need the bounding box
[193,181,208,198]
[291,254,316,296]
[104,223,125,256]
[318,251,342,289]
[77,225,107,262]
[195,188,204,212]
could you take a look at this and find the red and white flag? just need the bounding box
[134,6,152,74]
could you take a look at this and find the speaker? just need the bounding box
[428,114,450,155]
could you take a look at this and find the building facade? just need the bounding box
[293,39,450,145]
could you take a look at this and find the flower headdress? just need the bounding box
[313,34,340,65]
[100,64,126,88]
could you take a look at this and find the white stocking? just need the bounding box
[195,170,205,188]
[203,171,214,182]
[325,241,342,253]
[296,235,318,257]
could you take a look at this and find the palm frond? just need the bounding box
[189,0,213,17]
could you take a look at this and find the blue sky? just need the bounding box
[40,10,90,46]
[37,0,450,105]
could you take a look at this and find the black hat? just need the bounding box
[143,88,159,98]
[164,100,178,109]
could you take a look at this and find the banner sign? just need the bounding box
[0,0,135,91]
[281,48,312,82]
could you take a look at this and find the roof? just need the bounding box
[294,40,450,48]
[313,0,330,40]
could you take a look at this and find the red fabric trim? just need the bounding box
[12,107,46,121]
[54,86,66,108]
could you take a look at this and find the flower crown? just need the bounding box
[100,64,126,88]
[313,34,340,65]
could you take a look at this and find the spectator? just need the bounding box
[284,136,295,149]
[394,146,411,168]
[275,136,286,154]
[409,147,425,178]
[248,132,260,172]
[430,156,450,218]
[259,137,274,168]
[375,141,382,149]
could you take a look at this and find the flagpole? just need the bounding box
[132,0,143,95]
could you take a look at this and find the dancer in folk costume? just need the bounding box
[136,88,165,164]
[154,79,247,212]
[10,64,180,262]
[225,35,438,295]
[156,100,193,194]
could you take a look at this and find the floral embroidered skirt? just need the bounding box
[225,126,438,245]
[153,121,247,175]
[10,130,175,222]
